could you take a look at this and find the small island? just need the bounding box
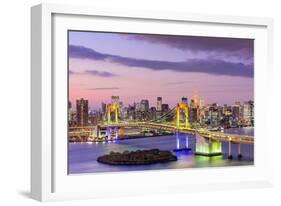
[97,149,177,165]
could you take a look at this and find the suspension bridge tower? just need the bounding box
[174,103,191,151]
[107,104,119,125]
[176,103,190,129]
[106,103,119,141]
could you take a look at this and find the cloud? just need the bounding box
[69,70,77,75]
[69,68,117,77]
[165,81,253,88]
[164,80,196,85]
[69,45,253,78]
[84,70,117,77]
[69,45,109,60]
[126,34,254,60]
[87,87,120,90]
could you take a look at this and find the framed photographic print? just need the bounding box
[31,3,274,201]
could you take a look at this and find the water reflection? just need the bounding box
[68,128,254,174]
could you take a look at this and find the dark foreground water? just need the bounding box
[68,127,254,174]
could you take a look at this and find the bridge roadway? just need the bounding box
[69,122,254,144]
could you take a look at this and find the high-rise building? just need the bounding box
[235,101,241,106]
[119,102,126,119]
[127,105,136,120]
[198,98,204,123]
[135,102,141,111]
[189,99,199,123]
[150,107,157,120]
[76,98,88,126]
[190,99,196,109]
[101,102,106,114]
[111,96,119,106]
[223,104,228,115]
[243,100,254,126]
[89,111,98,126]
[217,105,224,120]
[68,101,72,122]
[208,104,219,126]
[235,101,243,120]
[119,101,123,108]
[210,110,219,126]
[140,99,149,112]
[161,104,169,113]
[181,97,188,104]
[156,97,162,111]
[249,100,254,125]
[199,98,204,109]
[232,105,240,120]
[192,90,198,106]
[101,102,107,122]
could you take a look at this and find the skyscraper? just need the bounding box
[111,96,119,106]
[101,102,107,121]
[243,100,254,126]
[199,98,204,109]
[208,104,219,126]
[249,100,254,125]
[68,101,72,122]
[101,102,106,114]
[190,99,196,109]
[181,97,188,104]
[192,90,198,106]
[198,98,204,123]
[140,99,149,112]
[189,99,199,123]
[76,98,88,126]
[119,101,126,119]
[150,107,157,120]
[161,104,169,113]
[156,97,162,111]
[232,105,240,120]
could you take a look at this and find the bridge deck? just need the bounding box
[69,122,254,144]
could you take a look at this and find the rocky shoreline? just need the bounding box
[97,149,177,165]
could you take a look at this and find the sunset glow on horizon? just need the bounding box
[68,31,254,110]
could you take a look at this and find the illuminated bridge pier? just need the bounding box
[227,140,243,160]
[106,126,119,141]
[194,131,252,158]
[173,132,192,152]
[194,132,222,157]
[173,103,192,152]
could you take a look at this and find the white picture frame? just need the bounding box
[31,3,274,202]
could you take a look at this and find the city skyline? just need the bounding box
[69,31,254,109]
[70,95,254,127]
[69,96,253,112]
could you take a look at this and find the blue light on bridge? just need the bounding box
[176,132,180,149]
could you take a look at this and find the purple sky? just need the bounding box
[68,31,254,110]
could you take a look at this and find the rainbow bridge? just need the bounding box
[69,103,254,159]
